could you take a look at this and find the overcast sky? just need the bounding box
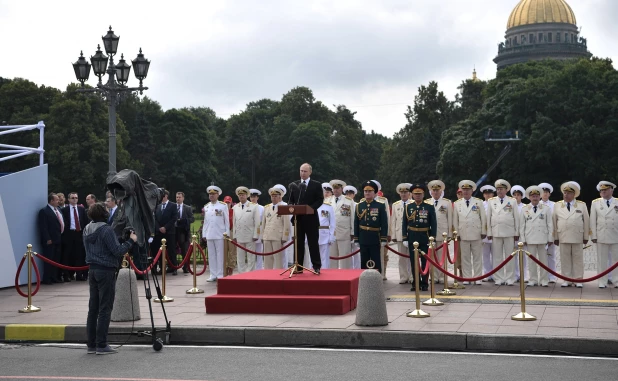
[1,0,616,137]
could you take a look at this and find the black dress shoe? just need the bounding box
[172,270,178,275]
[183,268,189,274]
[410,286,416,291]
[315,268,320,275]
[421,286,428,291]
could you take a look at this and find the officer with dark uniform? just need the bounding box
[353,180,389,273]
[402,183,437,291]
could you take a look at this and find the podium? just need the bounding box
[277,205,318,277]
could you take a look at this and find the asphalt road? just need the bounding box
[0,344,616,381]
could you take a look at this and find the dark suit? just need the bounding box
[38,205,63,283]
[61,204,88,280]
[288,179,324,270]
[175,203,195,272]
[151,201,179,270]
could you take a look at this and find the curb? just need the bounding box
[2,324,618,356]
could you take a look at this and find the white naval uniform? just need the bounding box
[482,200,493,279]
[232,201,261,273]
[453,197,486,280]
[390,199,411,283]
[303,203,336,269]
[201,201,230,280]
[590,197,618,286]
[519,203,553,285]
[259,202,291,270]
[513,202,529,281]
[487,196,519,285]
[541,199,558,282]
[329,195,356,269]
[254,204,265,270]
[427,197,453,283]
[553,200,590,283]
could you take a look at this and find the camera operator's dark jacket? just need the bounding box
[83,222,134,269]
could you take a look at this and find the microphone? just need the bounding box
[287,182,299,205]
[299,181,307,205]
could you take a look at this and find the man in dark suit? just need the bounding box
[105,196,118,226]
[38,193,64,284]
[61,192,88,281]
[288,163,324,274]
[151,189,179,275]
[175,192,195,273]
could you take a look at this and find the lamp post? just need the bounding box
[72,26,151,178]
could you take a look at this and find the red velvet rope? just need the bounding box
[386,242,444,259]
[447,240,459,264]
[425,251,515,282]
[15,256,41,297]
[34,253,89,271]
[329,248,360,260]
[418,253,432,276]
[188,244,208,276]
[228,239,294,256]
[166,245,193,270]
[127,248,163,276]
[527,253,618,283]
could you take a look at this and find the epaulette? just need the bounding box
[393,200,402,205]
[265,203,272,207]
[359,198,366,203]
[345,196,355,201]
[454,198,464,203]
[323,201,332,206]
[374,198,384,204]
[218,201,226,205]
[443,198,450,202]
[250,202,257,205]
[377,196,387,201]
[424,199,432,204]
[474,197,483,201]
[577,200,585,204]
[489,196,497,200]
[592,198,602,203]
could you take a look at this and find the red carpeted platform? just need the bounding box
[205,269,363,315]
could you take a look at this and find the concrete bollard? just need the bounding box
[111,268,141,322]
[355,269,388,326]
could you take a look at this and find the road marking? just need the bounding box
[388,294,618,303]
[4,325,65,341]
[30,343,618,361]
[0,377,212,381]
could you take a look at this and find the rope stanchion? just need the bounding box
[226,238,294,256]
[165,245,192,270]
[450,232,465,289]
[330,248,360,260]
[437,232,455,296]
[512,242,536,321]
[155,239,174,303]
[186,235,204,294]
[387,242,445,259]
[16,245,41,313]
[527,251,618,283]
[423,237,443,306]
[188,243,208,276]
[418,250,431,276]
[425,248,515,282]
[406,242,430,318]
[127,248,163,276]
[34,253,89,271]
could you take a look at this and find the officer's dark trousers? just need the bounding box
[360,244,382,273]
[408,240,429,287]
[296,214,321,270]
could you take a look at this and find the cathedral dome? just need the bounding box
[507,0,577,29]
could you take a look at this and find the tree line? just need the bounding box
[1,57,617,207]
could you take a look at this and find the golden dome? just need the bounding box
[507,0,577,29]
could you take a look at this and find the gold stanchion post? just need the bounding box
[223,233,229,277]
[423,237,443,306]
[186,235,204,294]
[512,242,536,321]
[437,232,455,296]
[407,242,430,318]
[450,231,465,289]
[155,239,174,303]
[18,244,41,313]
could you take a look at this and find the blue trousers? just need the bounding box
[87,268,116,348]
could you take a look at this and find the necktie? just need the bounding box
[162,203,166,211]
[567,202,571,211]
[272,205,275,210]
[466,200,469,208]
[108,209,114,224]
[500,199,504,204]
[302,180,306,186]
[336,197,339,204]
[607,200,611,208]
[242,204,244,210]
[73,206,81,231]
[55,208,64,233]
[533,206,537,213]
[434,200,438,207]
[178,204,181,218]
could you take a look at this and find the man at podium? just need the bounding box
[288,163,324,274]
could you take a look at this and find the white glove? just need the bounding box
[148,237,153,244]
[403,241,409,248]
[350,240,355,245]
[380,241,386,247]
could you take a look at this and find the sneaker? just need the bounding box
[527,281,536,287]
[87,347,96,354]
[206,277,217,282]
[506,281,514,286]
[475,281,482,285]
[96,345,118,355]
[576,283,583,288]
[541,282,548,287]
[495,281,503,286]
[561,282,570,287]
[599,284,607,289]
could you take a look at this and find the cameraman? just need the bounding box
[83,203,137,355]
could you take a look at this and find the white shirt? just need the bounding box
[68,204,80,230]
[177,203,183,218]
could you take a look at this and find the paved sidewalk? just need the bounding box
[3,265,618,355]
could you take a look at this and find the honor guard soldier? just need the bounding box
[390,183,413,283]
[259,186,292,270]
[201,186,230,282]
[520,186,554,287]
[344,185,361,268]
[426,180,453,241]
[232,186,261,273]
[353,181,389,273]
[480,185,496,281]
[329,180,356,269]
[453,180,487,285]
[250,189,265,270]
[487,179,519,286]
[590,181,618,288]
[539,182,558,283]
[402,183,437,291]
[553,181,590,288]
[344,185,358,202]
[372,180,391,279]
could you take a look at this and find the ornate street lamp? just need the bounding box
[71,26,150,177]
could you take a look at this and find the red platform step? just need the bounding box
[205,269,363,315]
